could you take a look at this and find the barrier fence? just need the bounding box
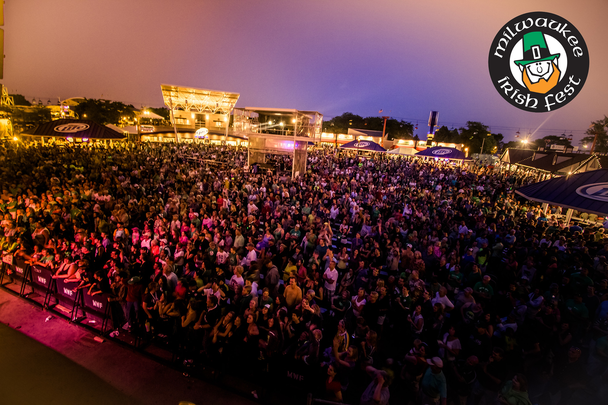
[1,256,31,296]
[0,255,319,401]
[0,259,109,332]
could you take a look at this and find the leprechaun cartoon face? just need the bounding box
[515,32,560,94]
[526,61,552,78]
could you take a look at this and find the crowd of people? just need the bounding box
[1,140,608,405]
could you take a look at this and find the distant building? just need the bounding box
[500,147,606,178]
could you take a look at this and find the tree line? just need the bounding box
[3,95,170,135]
[324,113,504,154]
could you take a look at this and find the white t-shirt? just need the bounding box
[352,296,366,316]
[432,293,454,310]
[229,275,244,291]
[241,249,257,267]
[439,333,462,361]
[323,268,339,292]
[216,250,228,264]
[203,288,222,301]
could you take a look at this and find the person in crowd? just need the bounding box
[421,357,447,405]
[360,365,391,405]
[499,374,532,405]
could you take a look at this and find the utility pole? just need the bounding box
[591,127,599,154]
[381,116,389,147]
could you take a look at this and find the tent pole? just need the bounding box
[169,98,179,143]
[565,208,573,226]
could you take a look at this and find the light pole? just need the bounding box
[480,133,491,155]
[136,109,150,143]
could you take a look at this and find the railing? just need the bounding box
[0,254,321,404]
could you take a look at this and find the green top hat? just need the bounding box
[514,31,559,66]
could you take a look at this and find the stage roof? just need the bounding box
[515,169,608,216]
[239,107,322,119]
[160,84,240,115]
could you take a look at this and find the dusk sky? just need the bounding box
[6,0,608,142]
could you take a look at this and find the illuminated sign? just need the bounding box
[54,123,89,133]
[267,140,294,150]
[576,183,608,202]
[195,128,209,138]
[431,149,452,156]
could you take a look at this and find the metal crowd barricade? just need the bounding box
[0,252,177,362]
[0,255,32,296]
[29,265,54,305]
[51,277,82,321]
[0,251,299,399]
[80,292,111,334]
[283,357,315,391]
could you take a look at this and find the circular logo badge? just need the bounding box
[432,149,452,155]
[195,128,209,138]
[576,183,608,202]
[354,142,370,148]
[54,123,90,133]
[488,12,589,113]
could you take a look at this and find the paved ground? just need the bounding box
[0,286,257,405]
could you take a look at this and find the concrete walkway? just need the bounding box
[0,287,257,405]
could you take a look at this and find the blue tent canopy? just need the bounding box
[415,147,465,160]
[515,169,608,216]
[340,140,386,152]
